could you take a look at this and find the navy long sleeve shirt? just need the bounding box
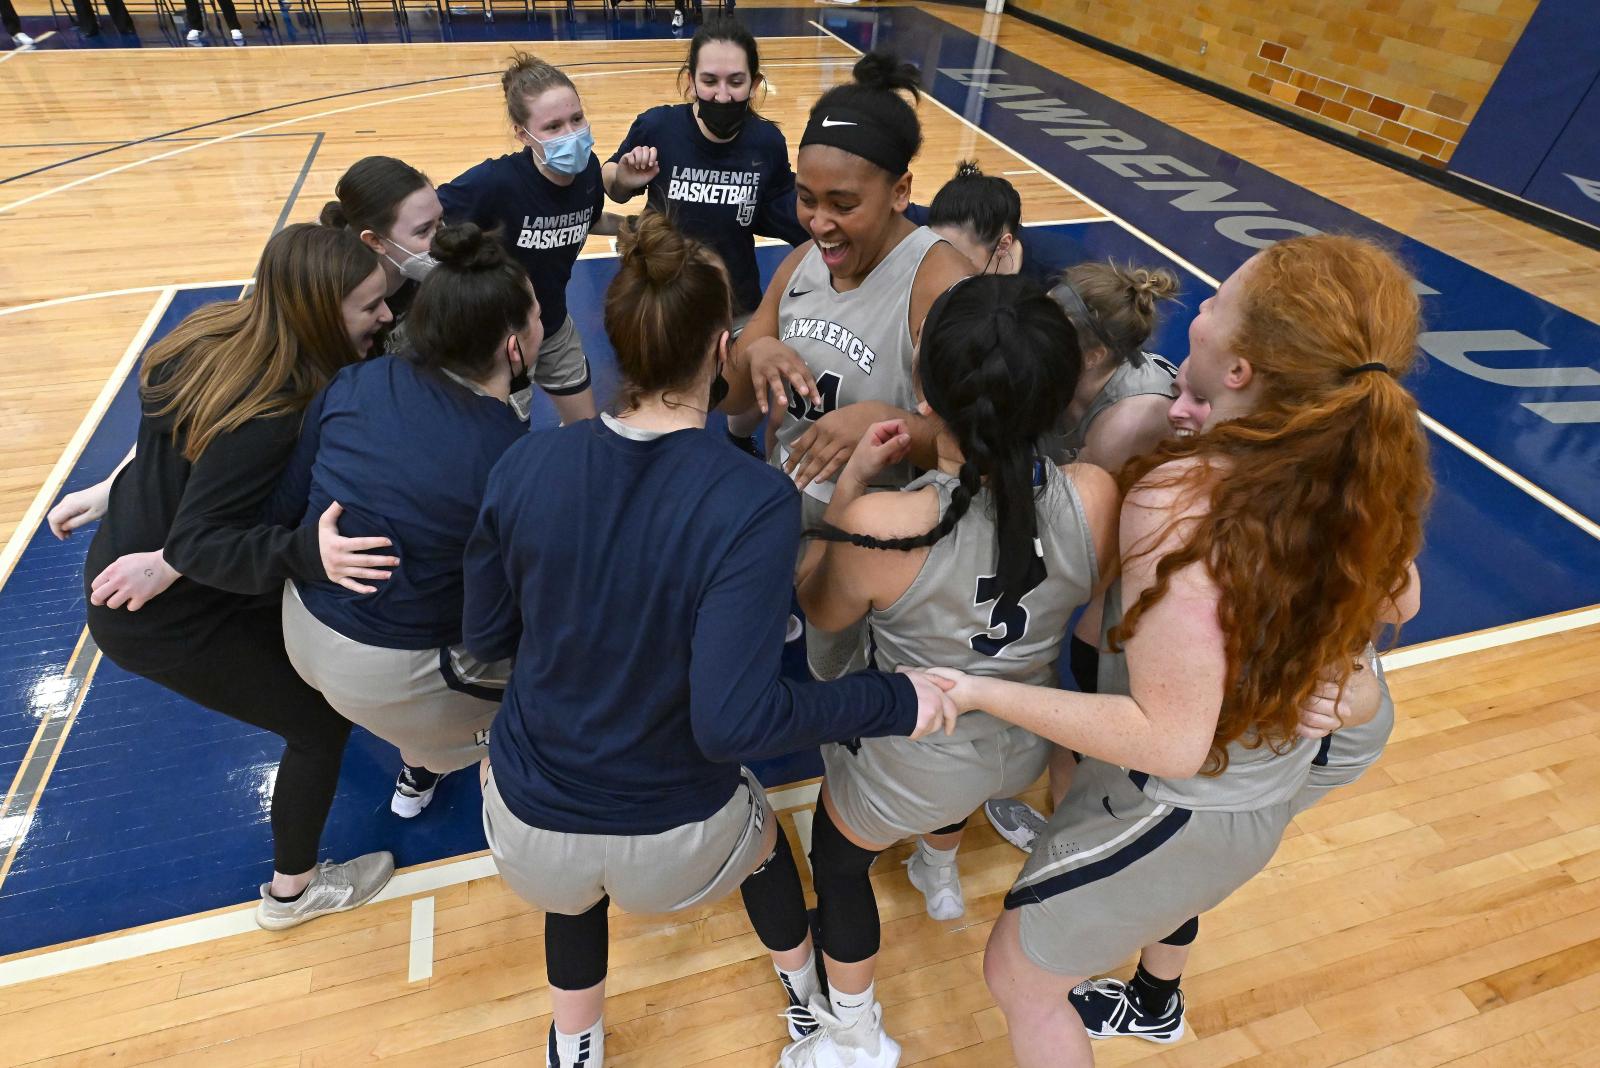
[464,416,917,835]
[268,355,526,650]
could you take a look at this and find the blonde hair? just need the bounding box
[502,51,577,127]
[1061,260,1180,364]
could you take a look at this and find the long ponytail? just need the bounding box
[810,274,1081,604]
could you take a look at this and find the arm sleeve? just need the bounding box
[903,202,931,227]
[437,167,486,226]
[261,387,325,530]
[164,413,323,594]
[688,485,917,764]
[461,463,521,663]
[753,153,810,247]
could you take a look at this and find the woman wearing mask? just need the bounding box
[441,52,621,425]
[275,223,537,820]
[321,155,444,356]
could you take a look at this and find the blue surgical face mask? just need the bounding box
[526,124,594,178]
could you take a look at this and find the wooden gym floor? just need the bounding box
[1,3,1598,1064]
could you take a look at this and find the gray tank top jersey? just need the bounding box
[1096,582,1313,810]
[1041,352,1179,464]
[775,226,945,500]
[870,464,1099,744]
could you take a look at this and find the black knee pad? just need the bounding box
[1069,634,1100,694]
[740,831,810,953]
[545,895,610,990]
[930,817,967,836]
[808,803,883,964]
[1159,915,1199,947]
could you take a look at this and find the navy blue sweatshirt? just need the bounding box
[608,104,808,315]
[439,149,604,338]
[270,356,525,650]
[463,416,917,835]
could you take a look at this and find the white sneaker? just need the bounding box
[670,9,683,27]
[230,27,244,41]
[779,999,900,1067]
[904,846,964,920]
[12,31,35,46]
[185,27,201,40]
[255,852,395,931]
[391,767,440,818]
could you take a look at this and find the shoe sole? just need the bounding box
[1085,1021,1185,1044]
[254,865,395,931]
[390,790,434,818]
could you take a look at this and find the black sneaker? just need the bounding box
[1069,977,1185,1044]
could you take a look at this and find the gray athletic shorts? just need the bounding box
[509,315,591,418]
[823,725,1051,846]
[1007,757,1294,977]
[281,583,501,773]
[799,492,871,680]
[482,766,775,917]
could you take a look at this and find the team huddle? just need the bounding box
[44,18,1432,1068]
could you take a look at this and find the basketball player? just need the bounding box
[605,17,809,456]
[440,52,619,425]
[274,224,537,819]
[929,234,1429,1067]
[724,51,973,679]
[910,160,1024,276]
[47,225,401,931]
[783,275,1118,1068]
[321,156,443,355]
[461,213,960,1068]
[1063,345,1400,1046]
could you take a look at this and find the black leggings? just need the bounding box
[183,0,241,31]
[808,801,885,964]
[135,604,352,874]
[2,0,21,36]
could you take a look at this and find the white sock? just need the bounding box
[918,838,959,867]
[776,954,820,1008]
[552,1019,604,1067]
[829,981,876,1029]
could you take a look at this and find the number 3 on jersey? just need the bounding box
[970,557,1048,657]
[787,371,843,422]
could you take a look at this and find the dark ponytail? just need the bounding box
[321,156,430,238]
[927,160,1022,247]
[811,275,1082,603]
[406,223,534,379]
[801,51,923,177]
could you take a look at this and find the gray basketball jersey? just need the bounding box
[870,464,1099,743]
[1097,582,1313,810]
[1041,351,1179,464]
[775,226,945,502]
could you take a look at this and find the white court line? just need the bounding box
[0,279,252,318]
[1379,604,1600,671]
[408,897,435,983]
[809,19,1600,555]
[0,54,855,216]
[0,288,177,592]
[0,31,53,65]
[7,33,836,56]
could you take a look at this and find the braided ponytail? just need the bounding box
[809,275,1080,602]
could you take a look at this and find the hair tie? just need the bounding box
[1345,362,1391,378]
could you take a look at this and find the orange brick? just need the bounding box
[1350,110,1383,134]
[1370,96,1405,120]
[1437,117,1469,142]
[1323,101,1353,124]
[1419,154,1449,168]
[1476,37,1513,63]
[1379,120,1410,143]
[1345,87,1375,110]
[1296,90,1324,112]
[1269,81,1300,104]
[1281,29,1307,49]
[1259,41,1287,61]
[1355,131,1389,148]
[1248,73,1273,94]
[1429,93,1469,119]
[1316,77,1344,97]
[1266,61,1292,80]
[1291,70,1318,90]
[1406,129,1446,156]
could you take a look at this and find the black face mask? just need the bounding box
[708,367,730,410]
[697,96,750,140]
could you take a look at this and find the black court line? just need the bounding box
[0,54,699,187]
[271,132,326,237]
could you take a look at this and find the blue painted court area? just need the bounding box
[3,6,1599,956]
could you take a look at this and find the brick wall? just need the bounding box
[1007,0,1541,166]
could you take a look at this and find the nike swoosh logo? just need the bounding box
[788,287,812,298]
[820,117,856,128]
[1125,1018,1176,1033]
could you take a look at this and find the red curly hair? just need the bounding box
[1112,234,1432,773]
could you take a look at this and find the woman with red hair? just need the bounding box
[932,234,1430,1066]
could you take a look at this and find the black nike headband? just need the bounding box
[800,105,916,177]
